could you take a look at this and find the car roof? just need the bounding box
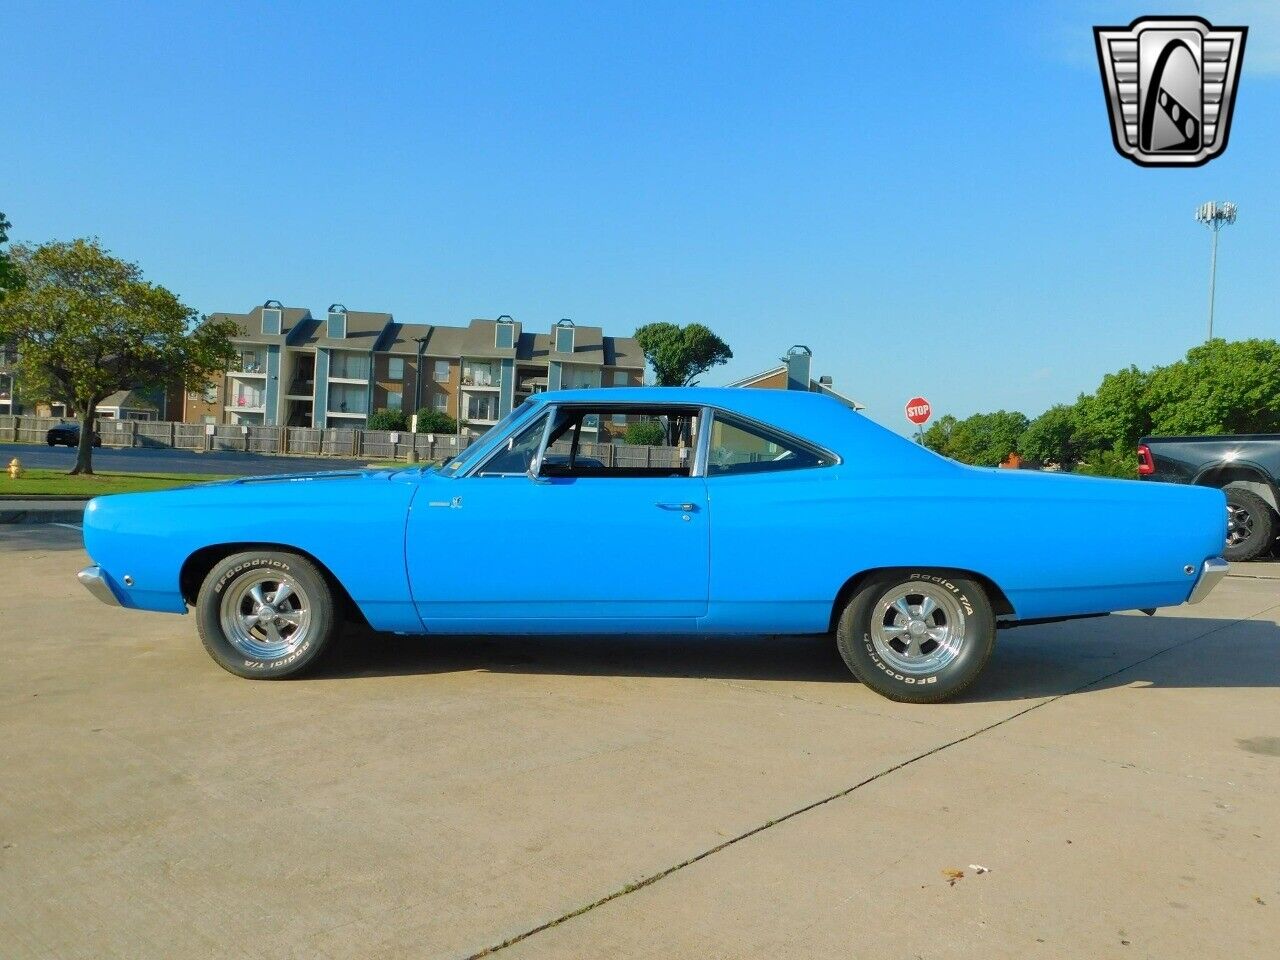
[529,387,948,472]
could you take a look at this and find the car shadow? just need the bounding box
[312,613,1280,702]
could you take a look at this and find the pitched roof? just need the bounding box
[295,310,393,351]
[379,322,470,357]
[206,305,313,345]
[725,364,863,410]
[97,389,158,411]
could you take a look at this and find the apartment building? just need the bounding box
[185,303,645,433]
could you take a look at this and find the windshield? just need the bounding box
[440,399,538,476]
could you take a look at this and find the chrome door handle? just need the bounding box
[656,502,697,511]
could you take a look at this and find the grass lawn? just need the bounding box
[1,469,234,497]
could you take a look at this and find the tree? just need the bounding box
[367,408,409,432]
[1146,338,1280,436]
[413,409,458,433]
[0,212,22,300]
[923,410,1027,466]
[633,322,733,386]
[0,239,236,474]
[1019,404,1082,469]
[1073,365,1153,452]
[921,414,958,456]
[622,419,665,446]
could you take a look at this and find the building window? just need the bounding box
[613,371,629,386]
[432,393,448,413]
[495,321,514,349]
[388,357,405,381]
[202,383,218,404]
[203,415,216,425]
[262,308,282,335]
[328,383,369,415]
[327,310,347,339]
[434,359,450,383]
[329,351,371,380]
[236,350,262,373]
[463,361,496,386]
[386,389,403,411]
[555,325,574,354]
[465,394,499,421]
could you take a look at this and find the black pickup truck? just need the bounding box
[1138,435,1280,561]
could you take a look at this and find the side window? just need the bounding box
[542,407,698,478]
[706,416,829,476]
[476,414,547,477]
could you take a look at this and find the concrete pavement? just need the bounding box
[1,524,1277,959]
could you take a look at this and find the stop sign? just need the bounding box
[905,397,931,426]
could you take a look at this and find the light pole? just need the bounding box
[1194,201,1237,342]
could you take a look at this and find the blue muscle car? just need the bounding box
[78,388,1229,702]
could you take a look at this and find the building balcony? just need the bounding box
[228,367,267,379]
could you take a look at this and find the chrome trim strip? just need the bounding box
[693,406,713,478]
[77,565,121,606]
[1187,557,1230,604]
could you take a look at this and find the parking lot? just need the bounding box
[2,523,1277,959]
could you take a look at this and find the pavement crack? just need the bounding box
[461,606,1275,959]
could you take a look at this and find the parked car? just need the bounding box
[46,422,102,447]
[78,388,1228,703]
[1138,434,1280,562]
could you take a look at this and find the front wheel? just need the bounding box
[196,550,337,678]
[836,571,996,703]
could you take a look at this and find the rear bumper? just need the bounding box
[77,565,121,606]
[1187,557,1230,604]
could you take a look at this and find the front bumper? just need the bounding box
[77,565,121,606]
[1187,557,1230,604]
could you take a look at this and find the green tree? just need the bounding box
[1019,403,1082,469]
[621,419,665,445]
[932,410,1028,466]
[367,407,409,431]
[0,212,24,300]
[0,239,236,474]
[1146,338,1280,436]
[413,409,458,433]
[633,322,733,386]
[1073,365,1153,452]
[921,414,958,456]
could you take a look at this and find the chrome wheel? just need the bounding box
[218,572,312,662]
[869,582,967,676]
[1226,502,1253,548]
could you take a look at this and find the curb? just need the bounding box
[0,500,89,525]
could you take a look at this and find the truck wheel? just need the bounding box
[1224,489,1276,562]
[836,571,996,703]
[196,550,337,678]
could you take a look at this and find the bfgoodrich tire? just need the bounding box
[1223,488,1276,562]
[836,571,996,704]
[196,550,337,679]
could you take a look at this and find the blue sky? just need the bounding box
[4,1,1277,431]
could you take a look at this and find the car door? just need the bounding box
[405,406,710,632]
[701,411,842,635]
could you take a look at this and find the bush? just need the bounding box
[622,420,665,446]
[1074,442,1138,479]
[367,408,409,432]
[413,409,458,434]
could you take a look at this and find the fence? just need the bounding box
[0,415,685,467]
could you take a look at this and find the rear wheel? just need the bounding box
[1223,488,1276,562]
[836,571,996,703]
[196,550,336,678]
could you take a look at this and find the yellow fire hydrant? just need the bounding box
[7,457,22,479]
